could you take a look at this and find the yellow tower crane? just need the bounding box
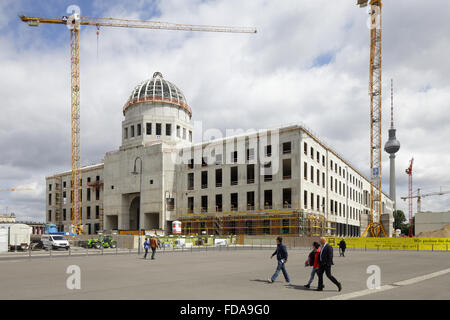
[356,0,387,237]
[20,14,257,235]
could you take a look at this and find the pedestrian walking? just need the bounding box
[339,238,347,257]
[268,236,290,284]
[304,242,321,289]
[317,237,342,292]
[143,238,150,259]
[150,236,158,260]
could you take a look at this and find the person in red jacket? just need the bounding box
[304,242,321,289]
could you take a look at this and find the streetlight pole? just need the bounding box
[133,156,143,255]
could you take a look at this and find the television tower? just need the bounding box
[384,79,401,210]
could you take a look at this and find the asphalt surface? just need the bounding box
[0,247,449,300]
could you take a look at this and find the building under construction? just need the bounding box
[46,72,394,236]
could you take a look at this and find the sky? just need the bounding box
[1,0,450,222]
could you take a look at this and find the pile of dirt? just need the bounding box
[416,223,450,238]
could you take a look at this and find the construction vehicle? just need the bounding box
[19,13,256,235]
[87,235,117,249]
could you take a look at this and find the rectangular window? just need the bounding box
[265,145,272,157]
[247,164,255,184]
[282,142,291,154]
[317,169,320,186]
[322,172,325,188]
[310,147,314,159]
[183,128,186,139]
[247,148,255,160]
[304,162,308,180]
[247,191,255,210]
[201,196,208,213]
[231,193,238,211]
[96,189,100,201]
[95,206,100,219]
[87,206,91,220]
[63,181,67,188]
[215,169,222,187]
[201,171,208,189]
[48,210,52,221]
[283,159,291,180]
[146,123,152,135]
[231,151,238,163]
[166,198,174,211]
[322,155,325,167]
[304,142,308,155]
[187,173,194,190]
[176,125,180,137]
[156,123,162,136]
[137,124,141,136]
[48,194,52,205]
[87,188,91,201]
[316,151,320,163]
[310,166,314,183]
[216,195,222,212]
[231,167,238,185]
[49,184,52,191]
[304,190,308,209]
[317,195,320,211]
[63,209,66,221]
[188,159,194,169]
[131,125,135,137]
[283,188,292,208]
[264,190,272,209]
[188,197,194,213]
[124,128,128,139]
[311,192,314,210]
[166,123,171,136]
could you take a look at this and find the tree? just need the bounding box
[393,210,409,235]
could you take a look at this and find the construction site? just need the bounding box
[1,1,450,306]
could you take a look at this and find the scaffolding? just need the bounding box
[175,208,334,237]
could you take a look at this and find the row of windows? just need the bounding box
[303,190,360,221]
[124,122,192,142]
[303,142,363,189]
[47,205,101,222]
[303,162,365,205]
[187,160,292,190]
[48,176,101,191]
[186,188,293,213]
[186,142,292,168]
[48,188,101,206]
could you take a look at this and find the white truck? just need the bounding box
[0,223,32,251]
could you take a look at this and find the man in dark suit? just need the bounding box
[317,237,342,292]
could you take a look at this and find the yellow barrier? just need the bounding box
[326,237,450,251]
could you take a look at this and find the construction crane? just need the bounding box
[405,158,414,236]
[0,188,33,192]
[401,188,450,216]
[357,0,386,237]
[19,13,257,235]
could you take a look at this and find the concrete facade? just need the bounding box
[415,211,450,234]
[45,73,394,236]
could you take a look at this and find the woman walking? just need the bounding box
[304,242,321,289]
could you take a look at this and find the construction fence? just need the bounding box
[327,236,450,251]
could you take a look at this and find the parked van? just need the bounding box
[41,234,70,250]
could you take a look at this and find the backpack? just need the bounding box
[308,250,316,266]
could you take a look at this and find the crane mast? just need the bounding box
[357,0,386,237]
[20,13,256,234]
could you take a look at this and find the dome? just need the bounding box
[123,72,192,118]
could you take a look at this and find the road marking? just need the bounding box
[323,267,450,300]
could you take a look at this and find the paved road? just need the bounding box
[0,248,449,299]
